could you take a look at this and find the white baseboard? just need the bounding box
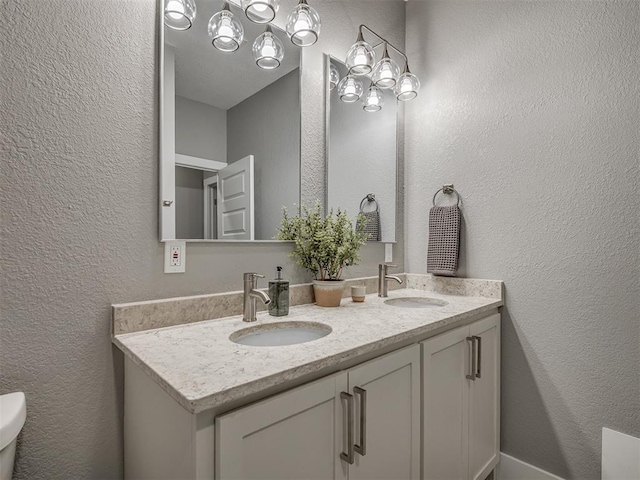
[498,453,565,480]
[602,428,640,480]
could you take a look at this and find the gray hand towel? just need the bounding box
[427,205,460,276]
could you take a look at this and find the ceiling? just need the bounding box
[165,0,300,110]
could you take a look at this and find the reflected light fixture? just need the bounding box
[337,75,364,103]
[329,63,340,90]
[371,44,400,89]
[208,3,244,52]
[253,25,285,69]
[286,0,321,47]
[242,0,280,24]
[362,82,385,112]
[345,31,375,76]
[396,63,420,101]
[164,0,196,30]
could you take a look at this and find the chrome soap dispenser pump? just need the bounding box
[268,266,290,316]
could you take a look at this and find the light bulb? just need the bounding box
[362,84,385,112]
[337,75,363,103]
[286,0,321,47]
[164,0,196,30]
[345,32,375,76]
[208,5,244,53]
[253,26,285,69]
[395,64,420,101]
[242,0,280,23]
[371,45,400,89]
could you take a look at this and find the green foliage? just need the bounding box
[277,203,368,280]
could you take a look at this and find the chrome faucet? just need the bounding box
[378,264,403,297]
[243,273,271,322]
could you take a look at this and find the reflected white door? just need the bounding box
[216,156,254,240]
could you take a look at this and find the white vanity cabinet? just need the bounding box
[422,313,500,480]
[216,345,421,480]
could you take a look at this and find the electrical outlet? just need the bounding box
[385,243,393,263]
[164,241,186,273]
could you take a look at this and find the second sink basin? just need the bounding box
[230,321,332,347]
[384,297,448,309]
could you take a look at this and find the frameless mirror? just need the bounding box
[160,0,301,241]
[326,55,398,242]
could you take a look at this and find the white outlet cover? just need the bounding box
[164,241,186,273]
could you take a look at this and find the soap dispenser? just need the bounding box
[268,266,290,316]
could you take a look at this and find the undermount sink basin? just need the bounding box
[384,297,448,309]
[230,321,332,347]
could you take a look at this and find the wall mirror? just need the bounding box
[326,55,398,243]
[160,0,301,242]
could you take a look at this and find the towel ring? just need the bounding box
[360,193,379,212]
[432,184,460,207]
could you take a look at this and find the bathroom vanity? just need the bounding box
[113,274,502,480]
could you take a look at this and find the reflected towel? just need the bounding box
[427,205,460,276]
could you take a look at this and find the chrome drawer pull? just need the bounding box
[466,337,476,380]
[473,336,482,378]
[354,387,367,456]
[340,391,355,464]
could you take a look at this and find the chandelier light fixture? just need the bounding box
[164,0,196,30]
[337,25,419,110]
[167,1,321,71]
[242,0,280,24]
[286,0,321,47]
[208,2,244,52]
[253,25,285,69]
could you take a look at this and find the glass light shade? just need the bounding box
[337,75,363,103]
[242,0,280,24]
[372,49,400,89]
[362,84,385,112]
[396,70,420,101]
[329,63,340,90]
[345,39,375,76]
[253,27,285,69]
[208,8,244,52]
[286,0,321,47]
[164,0,196,30]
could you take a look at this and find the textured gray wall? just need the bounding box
[175,95,227,162]
[404,1,640,478]
[0,0,405,478]
[227,69,301,240]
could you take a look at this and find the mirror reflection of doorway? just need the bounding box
[203,175,218,240]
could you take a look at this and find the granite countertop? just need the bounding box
[113,282,503,414]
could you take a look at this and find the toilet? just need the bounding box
[0,392,26,480]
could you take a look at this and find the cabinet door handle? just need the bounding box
[473,335,482,378]
[354,387,367,456]
[466,337,476,380]
[340,391,355,464]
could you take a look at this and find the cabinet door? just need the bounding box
[216,373,348,480]
[468,314,500,480]
[422,325,471,480]
[347,345,421,480]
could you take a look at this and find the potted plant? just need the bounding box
[277,203,368,307]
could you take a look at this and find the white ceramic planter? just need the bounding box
[312,280,346,307]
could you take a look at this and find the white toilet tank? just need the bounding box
[0,392,26,480]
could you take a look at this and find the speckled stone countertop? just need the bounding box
[113,278,502,414]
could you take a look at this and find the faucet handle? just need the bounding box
[243,272,265,283]
[386,264,398,269]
